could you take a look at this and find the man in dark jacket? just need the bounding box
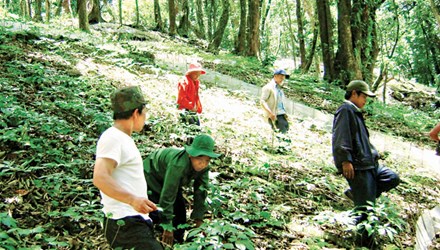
[332,80,400,246]
[143,134,221,246]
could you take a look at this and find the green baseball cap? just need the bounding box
[346,80,376,97]
[111,86,147,113]
[185,134,221,158]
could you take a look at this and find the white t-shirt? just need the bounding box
[96,126,150,220]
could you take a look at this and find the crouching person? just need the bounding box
[143,134,221,246]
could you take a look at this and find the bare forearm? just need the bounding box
[93,174,137,205]
[429,122,440,141]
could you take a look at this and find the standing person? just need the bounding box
[332,80,400,247]
[93,86,162,250]
[143,134,221,246]
[260,69,290,133]
[177,62,206,125]
[429,122,440,155]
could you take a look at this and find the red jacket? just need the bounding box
[177,75,202,113]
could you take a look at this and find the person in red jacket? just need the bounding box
[177,62,206,125]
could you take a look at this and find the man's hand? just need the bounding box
[269,113,276,121]
[130,197,157,214]
[162,230,174,246]
[342,161,355,179]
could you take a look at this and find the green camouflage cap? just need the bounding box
[111,86,146,113]
[346,80,376,97]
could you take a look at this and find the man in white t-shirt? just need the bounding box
[93,86,162,249]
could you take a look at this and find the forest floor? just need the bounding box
[0,20,440,250]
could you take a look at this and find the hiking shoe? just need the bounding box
[344,189,354,201]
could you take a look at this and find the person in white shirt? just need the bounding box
[93,86,162,249]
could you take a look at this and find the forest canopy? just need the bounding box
[3,0,440,89]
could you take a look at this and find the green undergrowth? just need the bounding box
[0,20,439,249]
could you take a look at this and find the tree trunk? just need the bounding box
[168,0,177,35]
[118,0,122,25]
[429,0,440,28]
[153,0,164,31]
[302,20,318,73]
[178,0,190,37]
[34,0,43,22]
[88,0,102,24]
[27,0,32,18]
[336,0,362,85]
[260,0,271,37]
[20,0,30,18]
[372,3,400,92]
[135,0,139,27]
[351,0,383,84]
[296,0,306,69]
[246,0,260,57]
[56,0,72,16]
[208,0,230,52]
[78,0,90,32]
[283,0,297,62]
[206,0,216,41]
[45,0,51,22]
[194,0,206,39]
[234,0,247,55]
[316,0,335,82]
[260,0,272,61]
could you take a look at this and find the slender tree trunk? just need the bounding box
[316,0,335,82]
[283,0,297,62]
[88,0,102,24]
[296,0,306,69]
[153,0,164,31]
[429,0,440,28]
[260,0,271,36]
[56,0,72,16]
[118,0,122,25]
[303,21,318,73]
[78,0,90,32]
[208,0,230,52]
[336,0,362,85]
[178,0,190,37]
[246,0,260,57]
[135,0,139,26]
[20,0,30,18]
[194,0,206,39]
[211,0,217,37]
[206,0,216,41]
[234,0,247,55]
[45,0,50,22]
[27,0,32,18]
[169,0,177,35]
[34,0,43,22]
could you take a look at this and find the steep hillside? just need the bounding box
[1,21,439,249]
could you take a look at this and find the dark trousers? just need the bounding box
[149,188,187,243]
[347,165,400,246]
[347,165,400,208]
[103,215,163,250]
[269,115,289,133]
[180,110,200,126]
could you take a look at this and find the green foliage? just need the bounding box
[175,219,255,250]
[355,198,407,244]
[0,19,439,250]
